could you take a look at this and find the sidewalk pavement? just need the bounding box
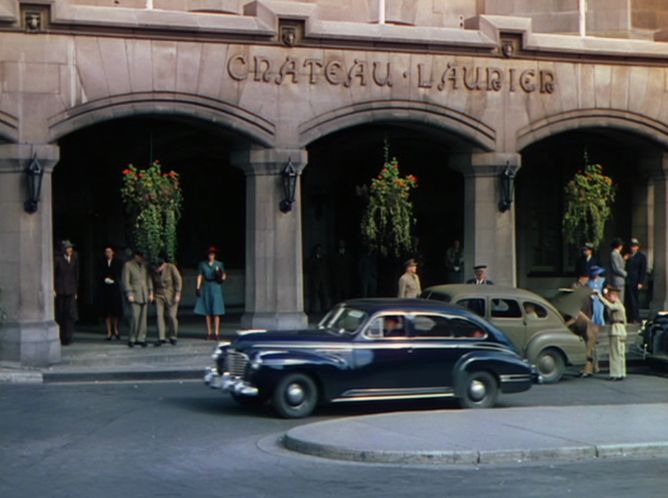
[0,313,241,384]
[284,403,668,465]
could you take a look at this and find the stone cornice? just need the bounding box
[2,1,668,64]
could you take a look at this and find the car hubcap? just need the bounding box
[469,379,486,401]
[539,354,555,373]
[286,383,306,406]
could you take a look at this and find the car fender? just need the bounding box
[525,329,586,366]
[454,350,529,380]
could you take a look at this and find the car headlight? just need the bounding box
[250,355,263,370]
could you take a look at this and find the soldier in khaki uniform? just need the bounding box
[596,286,627,381]
[398,259,421,298]
[122,249,154,347]
[152,253,183,346]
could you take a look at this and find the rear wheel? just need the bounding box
[272,373,318,418]
[457,371,498,409]
[535,348,565,384]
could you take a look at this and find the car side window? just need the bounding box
[424,292,451,303]
[456,298,485,317]
[491,298,522,318]
[366,315,407,339]
[523,301,548,319]
[412,315,486,339]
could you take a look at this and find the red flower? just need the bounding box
[122,169,132,175]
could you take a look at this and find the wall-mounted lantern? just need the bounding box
[498,162,516,212]
[279,158,298,213]
[24,153,44,214]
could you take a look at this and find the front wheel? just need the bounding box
[535,348,565,384]
[456,371,498,409]
[272,373,318,418]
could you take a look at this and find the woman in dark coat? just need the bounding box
[97,245,124,340]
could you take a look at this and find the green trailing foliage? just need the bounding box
[562,161,615,250]
[121,161,183,266]
[361,145,418,258]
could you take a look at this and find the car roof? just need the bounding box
[424,284,550,302]
[341,298,471,316]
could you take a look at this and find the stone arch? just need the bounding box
[517,109,668,151]
[298,100,497,151]
[47,92,276,146]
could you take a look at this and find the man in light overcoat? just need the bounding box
[122,249,153,347]
[151,253,183,346]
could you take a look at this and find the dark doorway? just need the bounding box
[53,117,246,321]
[302,124,465,308]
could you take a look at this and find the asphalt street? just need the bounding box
[2,370,668,498]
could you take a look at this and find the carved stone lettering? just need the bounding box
[227,54,248,81]
[325,60,345,85]
[224,54,557,95]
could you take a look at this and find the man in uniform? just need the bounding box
[398,259,421,298]
[54,240,79,345]
[625,238,647,324]
[597,286,627,381]
[466,265,494,285]
[122,249,153,347]
[575,242,597,279]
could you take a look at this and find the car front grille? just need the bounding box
[225,350,249,378]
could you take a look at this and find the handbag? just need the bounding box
[214,266,224,284]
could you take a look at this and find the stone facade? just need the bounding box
[1,0,668,365]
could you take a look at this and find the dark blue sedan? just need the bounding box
[205,299,540,418]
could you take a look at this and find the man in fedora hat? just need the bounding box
[398,258,421,298]
[54,240,79,345]
[608,238,627,305]
[575,242,598,279]
[466,265,494,285]
[625,238,647,324]
[596,286,627,380]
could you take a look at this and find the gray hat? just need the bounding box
[473,264,487,271]
[582,242,594,250]
[61,240,74,249]
[630,238,640,246]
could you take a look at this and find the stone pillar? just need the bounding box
[454,151,521,287]
[231,147,308,330]
[0,143,61,366]
[650,153,668,313]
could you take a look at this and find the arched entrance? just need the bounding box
[52,116,248,326]
[301,122,471,312]
[516,125,666,311]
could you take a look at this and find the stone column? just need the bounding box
[650,152,668,313]
[231,147,308,330]
[454,151,521,287]
[0,143,61,366]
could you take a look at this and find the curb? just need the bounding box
[42,369,204,383]
[0,371,43,384]
[283,433,668,466]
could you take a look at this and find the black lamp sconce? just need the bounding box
[279,158,298,213]
[24,153,44,214]
[498,162,516,212]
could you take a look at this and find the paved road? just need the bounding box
[1,371,667,498]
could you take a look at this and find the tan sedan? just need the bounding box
[422,285,587,383]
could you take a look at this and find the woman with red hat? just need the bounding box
[194,246,226,340]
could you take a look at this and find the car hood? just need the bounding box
[232,328,351,350]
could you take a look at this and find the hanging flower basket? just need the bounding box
[121,161,183,265]
[562,162,615,250]
[361,149,418,258]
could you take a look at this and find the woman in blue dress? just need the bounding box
[194,246,226,340]
[588,266,606,326]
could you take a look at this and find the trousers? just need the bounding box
[128,302,148,343]
[55,294,77,345]
[155,296,178,340]
[608,335,627,378]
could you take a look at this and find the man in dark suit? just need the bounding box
[466,265,494,285]
[54,240,79,345]
[575,242,597,279]
[625,238,648,323]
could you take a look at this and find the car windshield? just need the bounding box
[318,306,369,335]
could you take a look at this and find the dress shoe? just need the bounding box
[579,372,592,378]
[127,341,135,348]
[137,341,148,348]
[169,339,177,346]
[615,377,625,381]
[154,340,162,347]
[105,335,112,341]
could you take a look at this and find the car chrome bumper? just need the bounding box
[204,368,259,396]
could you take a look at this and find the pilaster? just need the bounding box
[0,143,61,366]
[231,147,308,330]
[453,151,521,287]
